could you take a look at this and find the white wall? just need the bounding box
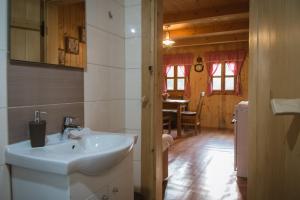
[85,0,126,133]
[124,0,142,191]
[85,0,142,191]
[0,0,10,199]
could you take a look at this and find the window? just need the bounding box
[212,62,236,93]
[166,65,185,91]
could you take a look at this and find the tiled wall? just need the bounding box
[7,65,84,143]
[85,0,125,132]
[85,0,142,191]
[0,1,142,198]
[125,0,142,191]
[0,0,10,199]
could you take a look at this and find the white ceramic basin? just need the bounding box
[5,129,137,175]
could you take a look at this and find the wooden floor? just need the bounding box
[163,128,247,200]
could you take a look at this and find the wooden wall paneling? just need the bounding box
[164,42,248,129]
[25,30,40,62]
[141,0,163,199]
[46,4,59,64]
[10,0,41,62]
[282,1,300,199]
[248,0,300,199]
[247,0,258,199]
[11,0,26,27]
[56,2,85,68]
[25,0,41,29]
[62,3,71,66]
[11,0,40,29]
[10,28,26,60]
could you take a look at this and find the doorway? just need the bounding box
[141,0,249,200]
[161,1,249,199]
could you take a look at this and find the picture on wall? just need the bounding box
[65,37,79,54]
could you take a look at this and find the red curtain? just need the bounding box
[204,50,246,95]
[162,65,172,93]
[163,53,194,98]
[206,63,221,94]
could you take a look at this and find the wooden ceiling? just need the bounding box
[163,0,249,47]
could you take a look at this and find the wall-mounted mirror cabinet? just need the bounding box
[10,0,86,69]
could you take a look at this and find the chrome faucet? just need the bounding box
[62,116,81,138]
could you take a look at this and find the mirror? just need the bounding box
[10,0,86,68]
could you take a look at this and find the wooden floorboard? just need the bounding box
[163,128,247,200]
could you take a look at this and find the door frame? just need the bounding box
[141,0,163,199]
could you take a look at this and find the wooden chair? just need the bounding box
[162,115,172,134]
[181,95,204,135]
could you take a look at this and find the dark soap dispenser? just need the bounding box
[29,110,47,148]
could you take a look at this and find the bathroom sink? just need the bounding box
[5,129,137,175]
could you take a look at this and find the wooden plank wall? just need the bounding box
[58,2,86,68]
[248,0,300,199]
[164,42,248,129]
[47,2,86,68]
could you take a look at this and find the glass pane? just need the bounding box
[212,77,221,91]
[213,63,222,76]
[177,66,185,77]
[225,62,235,76]
[225,77,235,91]
[177,78,185,90]
[167,79,174,90]
[167,66,174,77]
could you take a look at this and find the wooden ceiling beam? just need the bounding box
[164,2,249,25]
[170,32,249,48]
[166,19,249,39]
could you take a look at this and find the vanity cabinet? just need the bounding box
[11,152,134,200]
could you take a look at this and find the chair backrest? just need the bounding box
[195,95,204,120]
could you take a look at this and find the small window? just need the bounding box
[212,63,222,91]
[225,62,236,91]
[166,65,186,91]
[212,62,236,94]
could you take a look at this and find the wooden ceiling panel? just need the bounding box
[166,19,249,39]
[171,32,249,47]
[164,2,249,24]
[163,0,249,15]
[164,12,249,30]
[163,0,250,46]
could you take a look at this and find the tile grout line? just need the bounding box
[8,102,85,109]
[87,24,125,40]
[87,62,126,70]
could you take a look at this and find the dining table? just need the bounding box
[162,99,190,137]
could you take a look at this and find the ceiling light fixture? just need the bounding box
[163,25,175,47]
